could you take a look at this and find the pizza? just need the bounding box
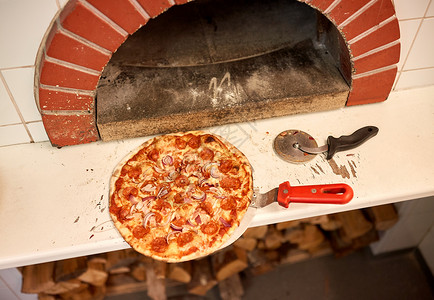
[109,131,253,262]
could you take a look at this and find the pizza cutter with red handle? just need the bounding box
[221,181,353,248]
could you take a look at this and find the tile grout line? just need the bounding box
[44,54,101,75]
[352,65,396,79]
[393,0,432,89]
[348,15,396,44]
[0,275,21,300]
[39,83,95,96]
[0,65,35,71]
[129,0,151,20]
[80,0,129,37]
[352,40,400,61]
[0,120,43,128]
[338,0,378,29]
[0,71,34,143]
[323,0,341,14]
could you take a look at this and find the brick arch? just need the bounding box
[35,0,400,147]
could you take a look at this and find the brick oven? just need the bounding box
[35,0,400,147]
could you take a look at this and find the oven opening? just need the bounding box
[96,0,351,141]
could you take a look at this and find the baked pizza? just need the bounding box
[109,131,253,262]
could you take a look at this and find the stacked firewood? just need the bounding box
[21,204,398,300]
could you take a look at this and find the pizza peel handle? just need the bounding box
[277,181,353,208]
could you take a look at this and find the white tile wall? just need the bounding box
[0,0,433,148]
[0,268,37,300]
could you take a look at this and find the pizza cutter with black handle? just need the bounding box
[221,181,353,248]
[295,126,379,160]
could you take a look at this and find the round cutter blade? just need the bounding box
[273,129,318,164]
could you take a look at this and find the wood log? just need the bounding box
[54,257,87,282]
[168,262,192,283]
[38,294,56,300]
[242,225,268,239]
[336,210,373,239]
[264,227,283,250]
[281,249,310,264]
[328,229,354,257]
[233,237,257,251]
[131,263,147,281]
[109,266,131,275]
[283,227,304,244]
[21,262,55,294]
[212,247,248,281]
[300,215,329,225]
[188,258,217,296]
[218,273,244,300]
[145,259,167,300]
[276,220,300,231]
[351,228,380,249]
[106,249,138,271]
[319,214,342,231]
[58,282,91,300]
[298,224,325,250]
[364,204,399,231]
[44,279,81,295]
[89,285,107,300]
[308,241,333,257]
[106,274,146,296]
[78,260,108,286]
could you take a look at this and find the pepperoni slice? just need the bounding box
[128,166,141,179]
[200,221,219,235]
[122,187,138,197]
[176,232,194,247]
[220,197,238,210]
[151,237,168,253]
[174,193,184,204]
[121,164,132,176]
[132,225,149,238]
[172,216,186,227]
[175,175,189,187]
[218,160,233,174]
[200,201,214,216]
[219,177,241,190]
[199,148,214,161]
[147,149,159,162]
[175,137,187,149]
[187,135,201,149]
[115,178,124,189]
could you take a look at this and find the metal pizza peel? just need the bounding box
[220,181,353,248]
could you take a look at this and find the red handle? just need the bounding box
[277,181,353,208]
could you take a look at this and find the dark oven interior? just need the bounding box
[96,0,351,141]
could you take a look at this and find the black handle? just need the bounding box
[326,126,379,160]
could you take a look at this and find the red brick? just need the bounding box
[174,0,189,4]
[308,0,335,12]
[342,0,395,41]
[347,67,397,106]
[349,18,400,57]
[46,30,111,72]
[39,87,95,111]
[60,1,127,52]
[353,43,400,74]
[136,0,173,18]
[40,60,100,91]
[328,0,370,26]
[42,114,99,147]
[87,0,148,34]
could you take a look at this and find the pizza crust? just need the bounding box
[109,131,253,262]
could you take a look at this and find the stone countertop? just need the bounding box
[0,86,433,269]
